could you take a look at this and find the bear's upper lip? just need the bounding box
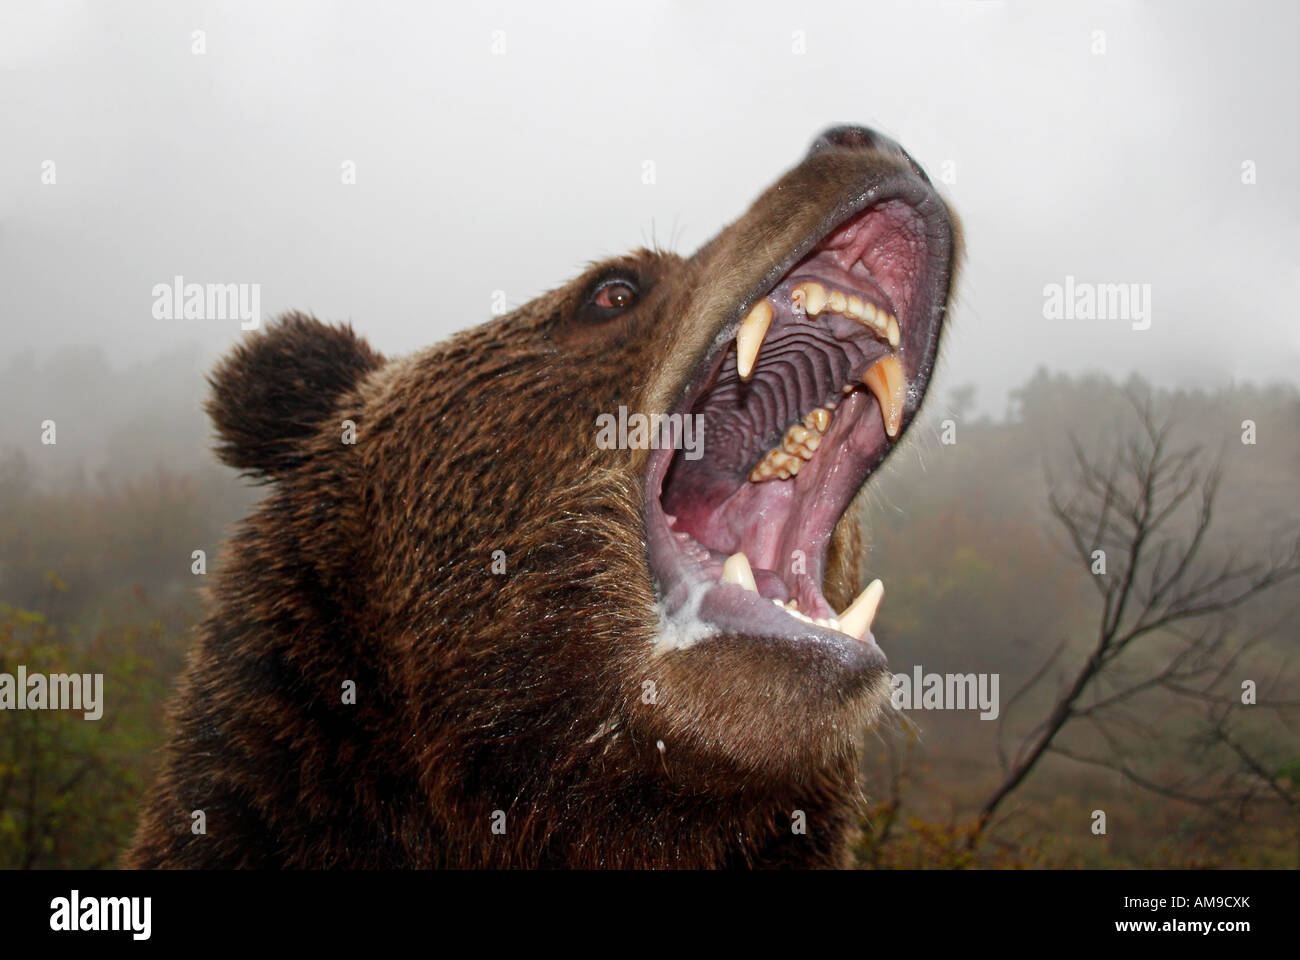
[644,161,954,662]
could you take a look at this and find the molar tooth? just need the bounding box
[838,579,884,641]
[781,424,811,454]
[862,354,906,438]
[792,282,827,316]
[736,300,773,381]
[721,552,758,592]
[846,295,864,319]
[751,414,831,483]
[827,290,847,315]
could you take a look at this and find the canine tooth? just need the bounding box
[886,315,900,348]
[722,552,758,592]
[792,282,827,316]
[862,354,906,438]
[827,290,847,314]
[737,300,773,381]
[838,579,884,640]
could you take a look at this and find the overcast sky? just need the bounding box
[2,0,1297,417]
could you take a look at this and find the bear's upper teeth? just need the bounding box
[747,349,906,484]
[792,281,900,347]
[748,405,835,481]
[736,284,900,383]
[736,300,773,382]
[861,354,905,438]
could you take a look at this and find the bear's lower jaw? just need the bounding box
[646,185,952,667]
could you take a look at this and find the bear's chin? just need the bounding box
[621,628,894,786]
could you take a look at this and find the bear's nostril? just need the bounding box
[806,124,931,185]
[808,125,885,153]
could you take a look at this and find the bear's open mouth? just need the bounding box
[646,186,953,657]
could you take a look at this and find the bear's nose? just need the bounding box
[806,124,930,183]
[808,125,889,153]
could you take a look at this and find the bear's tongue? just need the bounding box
[648,194,947,651]
[662,367,890,635]
[665,376,887,594]
[658,202,917,636]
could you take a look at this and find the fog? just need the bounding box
[2,0,1297,425]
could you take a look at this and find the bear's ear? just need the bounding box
[206,312,384,478]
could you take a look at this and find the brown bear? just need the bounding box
[127,125,959,868]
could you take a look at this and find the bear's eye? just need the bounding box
[562,271,650,334]
[591,280,639,311]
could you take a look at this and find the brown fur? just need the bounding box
[128,134,957,868]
